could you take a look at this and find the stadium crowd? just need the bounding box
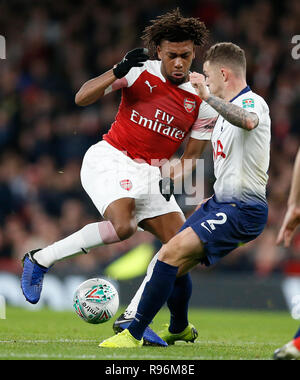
[0,0,299,277]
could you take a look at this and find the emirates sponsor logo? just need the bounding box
[120,179,132,191]
[130,108,185,141]
[184,98,196,113]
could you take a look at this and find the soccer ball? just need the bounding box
[73,278,119,324]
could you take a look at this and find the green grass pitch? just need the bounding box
[0,306,298,360]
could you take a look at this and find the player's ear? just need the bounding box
[157,45,162,60]
[220,68,229,82]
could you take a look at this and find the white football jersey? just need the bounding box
[210,86,271,205]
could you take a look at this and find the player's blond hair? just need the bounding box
[204,42,247,76]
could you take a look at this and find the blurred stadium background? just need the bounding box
[0,0,299,313]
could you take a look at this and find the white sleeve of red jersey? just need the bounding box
[190,101,218,140]
[104,77,128,95]
[125,65,148,87]
[104,64,148,95]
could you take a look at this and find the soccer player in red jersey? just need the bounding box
[21,9,217,345]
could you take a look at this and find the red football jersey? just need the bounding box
[103,60,217,166]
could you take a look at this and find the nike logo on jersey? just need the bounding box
[145,80,157,93]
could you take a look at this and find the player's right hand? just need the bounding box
[159,177,174,202]
[276,205,300,247]
[189,72,209,101]
[113,48,149,79]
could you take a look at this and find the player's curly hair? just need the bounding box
[142,8,209,58]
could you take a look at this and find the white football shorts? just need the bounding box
[80,140,183,224]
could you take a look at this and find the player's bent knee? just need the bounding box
[158,241,186,267]
[113,220,137,241]
[158,244,173,263]
[158,228,204,267]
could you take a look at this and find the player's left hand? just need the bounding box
[159,177,174,201]
[113,48,149,79]
[189,72,209,101]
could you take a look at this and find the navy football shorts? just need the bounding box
[179,195,268,266]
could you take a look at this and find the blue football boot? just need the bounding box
[113,313,168,347]
[21,249,50,304]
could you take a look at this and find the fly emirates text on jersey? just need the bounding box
[130,108,186,141]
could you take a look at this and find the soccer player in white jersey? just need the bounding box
[99,42,271,348]
[21,9,218,346]
[273,148,300,360]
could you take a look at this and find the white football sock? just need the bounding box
[34,221,120,268]
[123,251,159,319]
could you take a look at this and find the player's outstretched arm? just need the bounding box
[75,48,149,107]
[75,69,117,106]
[277,148,300,247]
[189,72,258,131]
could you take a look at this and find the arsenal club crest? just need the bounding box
[184,98,196,113]
[120,179,132,191]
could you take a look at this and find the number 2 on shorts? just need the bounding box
[201,212,227,233]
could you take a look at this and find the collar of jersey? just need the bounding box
[229,85,251,103]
